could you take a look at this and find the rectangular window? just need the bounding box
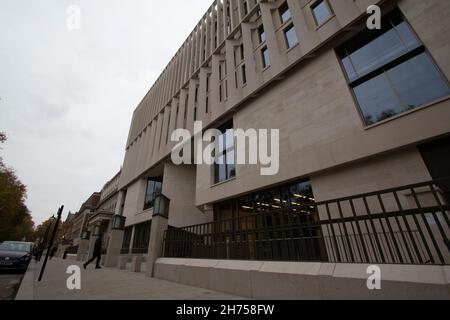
[219,61,227,80]
[165,108,171,144]
[284,24,298,49]
[121,227,132,254]
[261,46,270,68]
[241,64,247,85]
[240,44,244,61]
[214,121,236,184]
[212,179,326,261]
[312,0,333,26]
[225,80,228,98]
[183,93,188,128]
[279,2,291,24]
[243,1,249,16]
[143,178,162,210]
[338,9,450,126]
[258,25,266,44]
[158,113,164,149]
[131,221,151,254]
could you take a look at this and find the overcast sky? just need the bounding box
[0,0,212,225]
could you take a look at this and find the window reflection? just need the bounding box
[214,121,236,184]
[279,2,291,24]
[312,0,333,26]
[387,53,450,109]
[213,179,327,261]
[338,9,450,126]
[214,179,316,220]
[144,178,162,210]
[284,25,298,49]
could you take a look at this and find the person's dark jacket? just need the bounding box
[94,237,102,255]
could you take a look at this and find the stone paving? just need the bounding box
[16,259,246,300]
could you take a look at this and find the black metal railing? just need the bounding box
[131,247,148,254]
[163,179,450,265]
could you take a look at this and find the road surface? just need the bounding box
[0,271,24,300]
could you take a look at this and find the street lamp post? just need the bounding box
[38,205,64,282]
[111,215,126,230]
[93,223,101,237]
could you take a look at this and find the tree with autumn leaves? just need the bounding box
[0,132,35,242]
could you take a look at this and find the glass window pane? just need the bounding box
[279,4,291,24]
[312,0,332,26]
[154,181,162,194]
[258,26,265,43]
[225,129,234,150]
[284,25,298,49]
[227,163,236,179]
[216,154,225,165]
[226,149,235,165]
[217,133,226,153]
[215,163,227,183]
[387,52,450,110]
[348,27,409,79]
[353,73,403,125]
[342,56,357,82]
[146,180,154,198]
[262,47,270,68]
[394,21,420,50]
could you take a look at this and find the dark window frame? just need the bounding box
[261,46,270,69]
[143,178,163,211]
[283,23,298,49]
[241,64,247,85]
[337,8,450,127]
[278,2,291,25]
[311,0,334,27]
[131,221,151,254]
[257,25,266,44]
[214,120,236,184]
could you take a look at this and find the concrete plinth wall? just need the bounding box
[162,163,212,228]
[76,239,89,261]
[154,258,450,300]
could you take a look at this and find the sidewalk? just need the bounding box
[16,259,246,300]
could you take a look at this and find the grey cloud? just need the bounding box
[0,0,212,224]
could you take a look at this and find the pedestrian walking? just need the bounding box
[83,235,103,269]
[49,246,58,260]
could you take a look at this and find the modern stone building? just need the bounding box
[107,0,450,299]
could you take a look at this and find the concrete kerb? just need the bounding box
[15,261,36,300]
[131,256,146,273]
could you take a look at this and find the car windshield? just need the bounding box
[0,242,32,252]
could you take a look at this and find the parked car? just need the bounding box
[0,241,34,272]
